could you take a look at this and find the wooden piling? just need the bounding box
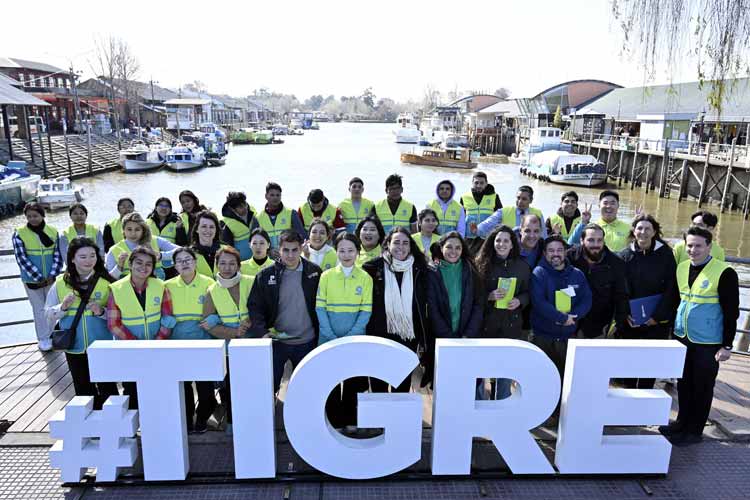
[644,156,652,193]
[720,138,737,212]
[658,139,670,198]
[698,138,713,207]
[617,150,625,187]
[678,159,689,202]
[630,142,639,190]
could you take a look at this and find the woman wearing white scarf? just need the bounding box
[362,227,431,393]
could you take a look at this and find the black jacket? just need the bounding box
[481,255,531,340]
[247,259,321,340]
[567,245,629,337]
[362,257,430,354]
[617,240,677,338]
[426,262,483,339]
[220,203,258,247]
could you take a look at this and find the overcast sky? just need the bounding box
[1,0,699,101]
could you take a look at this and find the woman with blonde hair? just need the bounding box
[105,212,178,280]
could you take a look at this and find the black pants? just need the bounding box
[676,340,721,436]
[370,373,412,393]
[184,381,218,429]
[530,334,568,378]
[65,352,119,410]
[123,382,138,410]
[617,324,671,389]
[325,377,370,428]
[219,367,232,424]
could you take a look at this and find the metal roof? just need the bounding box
[0,57,66,74]
[0,73,20,86]
[0,80,50,106]
[583,78,750,122]
[164,98,210,105]
[474,98,549,117]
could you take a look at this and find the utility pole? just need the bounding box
[150,78,158,127]
[69,64,82,133]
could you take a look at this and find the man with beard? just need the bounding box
[566,223,629,339]
[530,236,592,376]
[568,190,632,252]
[460,171,502,253]
[547,191,582,240]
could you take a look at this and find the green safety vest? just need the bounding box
[673,240,725,265]
[16,224,58,283]
[107,217,125,244]
[147,218,178,243]
[109,276,164,340]
[412,233,440,261]
[674,258,729,344]
[357,244,381,267]
[429,199,462,234]
[240,257,274,277]
[165,273,214,339]
[315,247,339,271]
[222,212,254,260]
[299,203,337,228]
[339,198,374,232]
[461,192,495,238]
[548,213,581,240]
[63,224,99,243]
[207,276,254,330]
[55,275,111,354]
[374,198,414,233]
[501,206,543,228]
[110,238,163,277]
[256,207,293,248]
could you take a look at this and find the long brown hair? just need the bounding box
[63,237,114,292]
[475,225,521,276]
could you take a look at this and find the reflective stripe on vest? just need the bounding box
[316,265,373,314]
[208,276,254,329]
[374,199,414,233]
[339,198,374,232]
[110,277,164,340]
[461,192,495,238]
[222,216,252,260]
[429,199,462,234]
[111,238,163,276]
[300,203,337,228]
[548,214,581,239]
[147,219,178,243]
[674,258,729,344]
[501,206,542,228]
[257,208,293,248]
[240,257,274,277]
[165,273,214,339]
[16,225,58,282]
[55,275,111,354]
[63,224,98,243]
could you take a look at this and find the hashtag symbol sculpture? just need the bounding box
[49,395,139,483]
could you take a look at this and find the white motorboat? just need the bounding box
[394,113,420,144]
[522,151,607,187]
[118,141,166,172]
[165,143,206,171]
[0,161,40,217]
[36,177,84,210]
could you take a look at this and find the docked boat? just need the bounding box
[0,161,40,217]
[310,122,320,130]
[443,132,470,148]
[521,150,607,187]
[272,124,289,135]
[165,143,206,171]
[400,147,477,169]
[394,113,420,144]
[203,135,228,166]
[118,141,167,172]
[36,177,84,210]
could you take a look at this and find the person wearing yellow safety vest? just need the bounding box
[201,247,254,435]
[220,191,258,261]
[257,182,307,251]
[166,247,217,433]
[190,211,224,278]
[298,188,346,231]
[106,246,174,409]
[105,212,179,281]
[429,179,466,236]
[370,173,417,234]
[339,177,374,232]
[178,190,208,239]
[673,210,726,265]
[146,197,188,246]
[567,190,633,253]
[616,214,677,389]
[460,171,503,253]
[60,203,104,260]
[303,218,338,271]
[45,237,117,409]
[241,229,275,277]
[412,208,440,262]
[477,185,546,239]
[354,215,385,267]
[546,191,582,240]
[660,226,739,447]
[12,202,64,351]
[316,232,373,429]
[103,197,135,252]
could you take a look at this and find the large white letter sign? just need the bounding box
[228,339,275,479]
[431,339,560,475]
[555,339,686,474]
[88,340,226,480]
[283,337,422,479]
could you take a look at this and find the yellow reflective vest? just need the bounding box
[339,198,374,232]
[412,233,440,261]
[207,275,254,330]
[55,275,111,354]
[429,199,462,234]
[674,258,730,344]
[109,276,164,340]
[299,203,337,228]
[16,224,59,283]
[501,206,543,228]
[548,213,581,240]
[256,207,293,248]
[165,273,214,339]
[240,257,274,277]
[374,198,414,234]
[461,192,495,238]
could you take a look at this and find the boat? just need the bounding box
[230,128,277,145]
[272,124,289,135]
[0,161,41,217]
[394,113,420,144]
[310,121,320,130]
[400,147,477,169]
[290,118,304,130]
[118,141,168,172]
[165,143,206,171]
[524,127,573,154]
[203,134,228,166]
[521,150,607,187]
[443,132,470,148]
[36,177,84,210]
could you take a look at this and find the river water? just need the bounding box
[1,122,749,343]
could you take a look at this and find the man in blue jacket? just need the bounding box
[530,235,592,377]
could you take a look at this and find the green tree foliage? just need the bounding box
[553,105,563,128]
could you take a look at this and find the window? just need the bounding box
[66,79,71,89]
[57,77,64,87]
[28,74,36,88]
[19,73,26,86]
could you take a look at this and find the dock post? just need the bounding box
[606,137,614,174]
[698,138,712,207]
[86,120,93,175]
[35,115,47,179]
[629,141,639,189]
[617,149,625,187]
[658,140,670,198]
[678,159,689,202]
[720,138,737,212]
[1,105,12,161]
[737,316,750,352]
[587,130,592,155]
[644,156,652,193]
[44,109,54,166]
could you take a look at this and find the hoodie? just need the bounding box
[431,180,466,236]
[530,257,592,339]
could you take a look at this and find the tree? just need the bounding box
[494,87,510,99]
[304,94,324,110]
[91,35,121,129]
[114,40,140,123]
[553,105,563,128]
[611,0,750,118]
[361,87,375,109]
[183,81,207,94]
[422,84,441,112]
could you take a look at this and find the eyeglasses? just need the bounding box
[175,258,194,265]
[157,204,171,209]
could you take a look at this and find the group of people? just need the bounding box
[11,172,739,445]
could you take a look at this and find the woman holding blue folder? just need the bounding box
[617,214,677,389]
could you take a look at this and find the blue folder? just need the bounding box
[629,294,663,326]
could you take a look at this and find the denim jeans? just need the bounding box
[476,378,512,400]
[272,339,317,392]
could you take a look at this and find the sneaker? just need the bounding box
[194,421,208,434]
[225,423,233,436]
[38,338,52,352]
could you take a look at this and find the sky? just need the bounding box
[1,0,701,102]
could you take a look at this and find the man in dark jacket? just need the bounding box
[530,236,592,376]
[567,223,629,338]
[248,230,321,392]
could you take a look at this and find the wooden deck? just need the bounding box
[0,341,749,438]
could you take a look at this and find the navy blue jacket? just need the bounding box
[425,263,483,339]
[530,257,592,339]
